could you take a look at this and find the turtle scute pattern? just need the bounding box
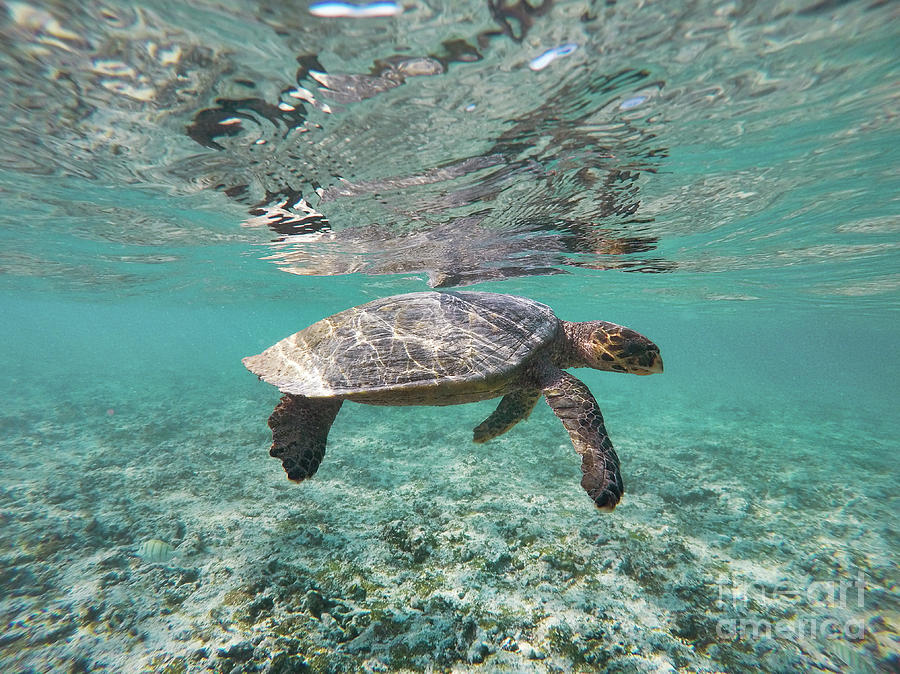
[248,292,560,397]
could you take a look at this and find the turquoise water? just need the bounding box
[1,1,898,672]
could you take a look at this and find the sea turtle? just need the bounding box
[242,291,662,511]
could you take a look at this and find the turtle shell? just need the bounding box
[242,291,559,399]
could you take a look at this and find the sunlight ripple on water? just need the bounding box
[0,0,895,305]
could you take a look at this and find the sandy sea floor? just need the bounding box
[1,365,896,672]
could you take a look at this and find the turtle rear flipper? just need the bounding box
[268,394,343,481]
[472,388,542,443]
[542,371,623,512]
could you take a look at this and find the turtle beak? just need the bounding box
[636,353,663,375]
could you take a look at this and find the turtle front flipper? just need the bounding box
[473,389,542,443]
[541,371,623,512]
[267,394,343,482]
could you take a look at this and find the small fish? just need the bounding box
[528,43,578,71]
[309,1,402,18]
[137,539,175,564]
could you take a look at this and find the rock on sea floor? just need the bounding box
[0,383,896,672]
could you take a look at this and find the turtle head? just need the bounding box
[570,321,663,375]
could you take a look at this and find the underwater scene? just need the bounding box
[0,0,897,672]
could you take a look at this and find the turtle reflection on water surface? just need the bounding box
[243,291,662,511]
